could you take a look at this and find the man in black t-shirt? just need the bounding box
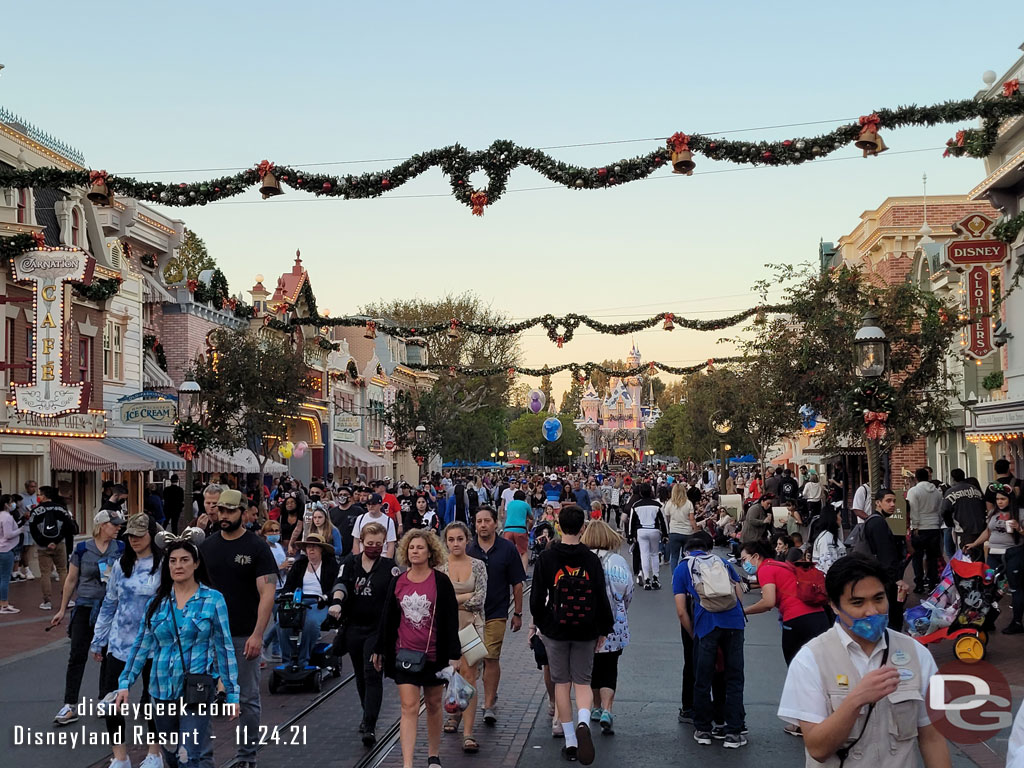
[778,469,799,504]
[201,489,278,768]
[330,486,365,557]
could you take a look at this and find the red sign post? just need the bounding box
[966,266,992,359]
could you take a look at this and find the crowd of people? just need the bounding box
[8,456,1024,768]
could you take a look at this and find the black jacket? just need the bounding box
[281,553,340,598]
[331,554,396,627]
[29,501,77,550]
[375,569,461,678]
[863,513,902,580]
[530,542,614,642]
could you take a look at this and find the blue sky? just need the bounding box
[4,2,1023,397]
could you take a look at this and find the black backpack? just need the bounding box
[551,564,595,630]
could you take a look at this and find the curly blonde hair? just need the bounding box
[396,528,448,568]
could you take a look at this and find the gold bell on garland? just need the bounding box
[855,114,888,158]
[259,171,283,199]
[364,320,377,340]
[754,308,766,325]
[256,160,284,199]
[86,170,113,206]
[663,313,675,331]
[668,132,696,175]
[447,319,460,340]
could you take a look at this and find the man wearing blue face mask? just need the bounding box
[777,552,951,768]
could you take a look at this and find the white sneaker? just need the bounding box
[54,704,79,725]
[138,752,163,768]
[0,606,20,614]
[67,600,76,609]
[24,570,36,580]
[51,571,60,581]
[39,601,52,610]
[108,758,131,768]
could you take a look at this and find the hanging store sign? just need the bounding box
[945,214,1009,267]
[10,247,96,417]
[120,399,177,425]
[966,266,993,359]
[333,414,360,442]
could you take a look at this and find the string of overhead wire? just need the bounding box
[112,117,865,176]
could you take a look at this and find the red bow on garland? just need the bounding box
[864,410,889,440]
[859,113,882,132]
[470,191,488,216]
[88,170,109,186]
[177,443,197,461]
[31,231,46,247]
[706,358,715,371]
[557,335,564,348]
[668,132,690,152]
[186,278,199,293]
[256,160,275,179]
[1004,79,1020,98]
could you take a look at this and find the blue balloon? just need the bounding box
[542,417,563,442]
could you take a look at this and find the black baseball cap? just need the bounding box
[368,493,383,505]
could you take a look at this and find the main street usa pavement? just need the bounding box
[1,559,1019,768]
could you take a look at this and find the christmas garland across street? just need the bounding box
[263,280,791,346]
[0,87,1020,215]
[404,356,746,379]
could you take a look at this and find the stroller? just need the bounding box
[906,554,1006,663]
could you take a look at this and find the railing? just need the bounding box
[0,106,86,166]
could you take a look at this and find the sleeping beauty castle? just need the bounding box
[574,343,661,464]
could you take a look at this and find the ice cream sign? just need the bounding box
[10,247,95,416]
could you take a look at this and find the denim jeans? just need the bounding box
[693,627,744,733]
[152,696,214,768]
[668,533,689,574]
[0,550,14,602]
[232,635,263,762]
[277,606,327,669]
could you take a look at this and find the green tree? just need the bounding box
[539,373,554,410]
[193,328,307,475]
[507,412,583,463]
[361,292,521,406]
[164,229,216,284]
[559,377,586,418]
[739,263,960,453]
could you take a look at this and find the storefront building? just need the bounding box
[966,47,1024,475]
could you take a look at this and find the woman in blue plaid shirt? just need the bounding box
[114,532,238,768]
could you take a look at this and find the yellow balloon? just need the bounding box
[279,440,294,459]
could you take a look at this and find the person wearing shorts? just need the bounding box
[467,507,526,728]
[530,506,614,765]
[502,490,533,571]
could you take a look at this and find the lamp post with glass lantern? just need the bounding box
[178,373,202,503]
[853,309,889,495]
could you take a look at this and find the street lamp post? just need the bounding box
[533,446,540,469]
[566,449,573,469]
[178,373,202,503]
[854,309,889,495]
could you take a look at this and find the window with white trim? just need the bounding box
[16,189,29,224]
[71,208,81,246]
[102,320,123,381]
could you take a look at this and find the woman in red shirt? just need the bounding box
[738,540,829,664]
[747,471,762,502]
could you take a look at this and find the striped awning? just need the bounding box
[192,449,288,475]
[50,438,153,472]
[334,441,387,473]
[105,438,185,471]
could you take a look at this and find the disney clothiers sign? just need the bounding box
[10,247,96,417]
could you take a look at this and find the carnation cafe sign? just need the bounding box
[10,248,96,417]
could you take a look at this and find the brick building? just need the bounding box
[828,195,999,487]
